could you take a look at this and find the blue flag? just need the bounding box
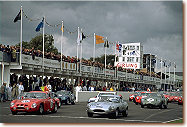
[35,18,44,32]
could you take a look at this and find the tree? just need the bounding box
[88,54,115,66]
[16,34,59,54]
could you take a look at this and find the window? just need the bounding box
[123,50,126,55]
[137,46,139,50]
[136,57,139,62]
[127,57,130,62]
[123,57,125,61]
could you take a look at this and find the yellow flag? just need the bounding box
[61,25,64,32]
[96,35,104,44]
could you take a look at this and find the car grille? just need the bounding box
[93,109,105,112]
[17,107,25,109]
[16,104,28,106]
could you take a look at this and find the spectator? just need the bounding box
[12,83,19,100]
[18,82,24,95]
[0,83,6,102]
[7,84,12,101]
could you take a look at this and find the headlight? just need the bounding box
[31,103,37,108]
[10,103,15,107]
[137,97,139,99]
[58,95,62,97]
[109,106,115,110]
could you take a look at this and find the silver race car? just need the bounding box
[140,93,168,109]
[86,95,128,118]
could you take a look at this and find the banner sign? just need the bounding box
[81,65,93,73]
[117,71,126,78]
[105,69,115,76]
[116,62,140,69]
[94,67,104,74]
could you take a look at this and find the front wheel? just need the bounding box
[122,108,128,117]
[159,103,163,109]
[11,111,17,115]
[141,105,144,108]
[87,112,93,117]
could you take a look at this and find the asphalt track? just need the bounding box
[0,100,183,124]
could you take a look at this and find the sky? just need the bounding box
[0,1,183,72]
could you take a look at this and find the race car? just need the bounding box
[168,92,178,102]
[10,91,58,115]
[134,91,152,105]
[88,91,117,103]
[178,96,183,105]
[129,91,141,101]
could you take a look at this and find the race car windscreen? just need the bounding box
[23,93,47,99]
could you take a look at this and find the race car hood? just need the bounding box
[88,101,112,109]
[12,99,43,104]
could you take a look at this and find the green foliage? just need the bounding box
[16,34,58,54]
[89,54,115,66]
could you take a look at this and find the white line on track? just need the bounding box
[162,118,183,123]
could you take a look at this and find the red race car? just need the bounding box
[134,92,152,105]
[178,96,183,105]
[168,92,178,102]
[10,91,59,115]
[129,91,141,101]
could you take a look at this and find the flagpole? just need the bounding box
[105,37,107,78]
[160,57,162,88]
[93,33,95,75]
[169,60,171,88]
[150,54,151,77]
[43,16,45,69]
[114,41,116,65]
[77,27,79,73]
[20,6,23,66]
[164,59,166,90]
[174,62,176,86]
[155,55,157,73]
[61,20,63,71]
[80,28,83,73]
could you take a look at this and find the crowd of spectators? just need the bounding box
[0,44,160,78]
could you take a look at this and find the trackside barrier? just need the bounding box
[77,91,134,102]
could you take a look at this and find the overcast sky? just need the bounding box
[0,1,183,72]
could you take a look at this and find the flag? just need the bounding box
[77,29,82,45]
[152,59,156,63]
[163,60,166,67]
[96,35,104,44]
[168,62,171,67]
[116,43,122,52]
[14,10,21,23]
[35,18,44,32]
[82,33,86,40]
[61,25,64,32]
[130,51,136,55]
[174,64,176,68]
[104,40,109,48]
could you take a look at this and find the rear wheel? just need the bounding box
[11,111,17,115]
[71,100,75,105]
[159,103,163,109]
[87,112,93,117]
[38,104,44,114]
[122,108,128,117]
[52,102,58,113]
[163,104,168,109]
[141,104,144,108]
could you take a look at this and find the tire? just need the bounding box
[159,103,163,109]
[110,109,119,119]
[122,108,128,117]
[163,104,168,109]
[87,112,93,117]
[58,101,61,108]
[71,100,75,105]
[11,111,17,115]
[38,104,44,115]
[141,105,144,108]
[129,98,131,101]
[52,102,58,113]
[135,102,138,105]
